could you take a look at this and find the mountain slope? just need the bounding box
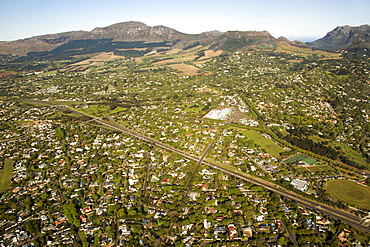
[0,22,221,56]
[1,21,356,58]
[84,21,211,43]
[0,31,88,56]
[307,25,370,50]
[208,31,278,51]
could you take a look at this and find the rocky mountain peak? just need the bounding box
[307,24,370,50]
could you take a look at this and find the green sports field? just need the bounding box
[325,179,370,210]
[283,154,317,165]
[0,160,13,193]
[239,130,285,157]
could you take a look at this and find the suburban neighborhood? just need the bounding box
[0,46,369,246]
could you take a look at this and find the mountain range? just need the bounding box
[0,21,369,58]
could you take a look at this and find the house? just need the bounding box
[154,210,167,219]
[55,219,67,226]
[80,215,87,223]
[203,219,211,229]
[228,224,238,239]
[316,216,330,225]
[242,226,253,238]
[80,207,92,214]
[257,224,270,231]
[119,224,131,235]
[300,208,309,216]
[201,184,207,191]
[214,225,227,235]
[281,205,292,213]
[215,216,224,221]
[255,215,265,222]
[260,208,268,215]
[161,178,170,184]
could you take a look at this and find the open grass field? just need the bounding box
[46,100,84,105]
[238,129,285,157]
[169,64,200,76]
[59,52,127,72]
[295,164,333,173]
[76,105,126,117]
[317,165,334,171]
[276,43,342,59]
[199,50,223,60]
[310,135,370,170]
[0,160,13,193]
[325,179,370,210]
[338,144,370,170]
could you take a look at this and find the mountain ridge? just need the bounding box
[0,31,88,56]
[0,21,222,56]
[306,24,370,50]
[1,21,369,56]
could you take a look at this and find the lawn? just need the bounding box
[310,135,369,170]
[315,164,333,171]
[306,166,324,173]
[294,165,333,173]
[0,160,13,193]
[77,105,126,117]
[325,179,370,210]
[239,130,285,157]
[295,167,310,173]
[338,144,370,170]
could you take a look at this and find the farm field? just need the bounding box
[0,160,13,193]
[168,64,200,76]
[276,44,342,59]
[325,179,370,210]
[239,129,285,157]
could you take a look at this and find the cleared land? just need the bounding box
[276,43,342,59]
[325,179,370,210]
[199,50,223,59]
[59,52,126,72]
[0,160,13,193]
[239,129,285,157]
[168,64,200,76]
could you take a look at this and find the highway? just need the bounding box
[37,103,370,233]
[91,118,370,233]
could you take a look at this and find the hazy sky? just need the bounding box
[1,0,369,42]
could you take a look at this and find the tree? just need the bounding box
[25,219,40,234]
[278,236,288,246]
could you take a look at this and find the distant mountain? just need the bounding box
[3,21,359,58]
[307,25,370,50]
[0,21,220,56]
[0,31,88,56]
[207,31,278,52]
[84,21,215,43]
